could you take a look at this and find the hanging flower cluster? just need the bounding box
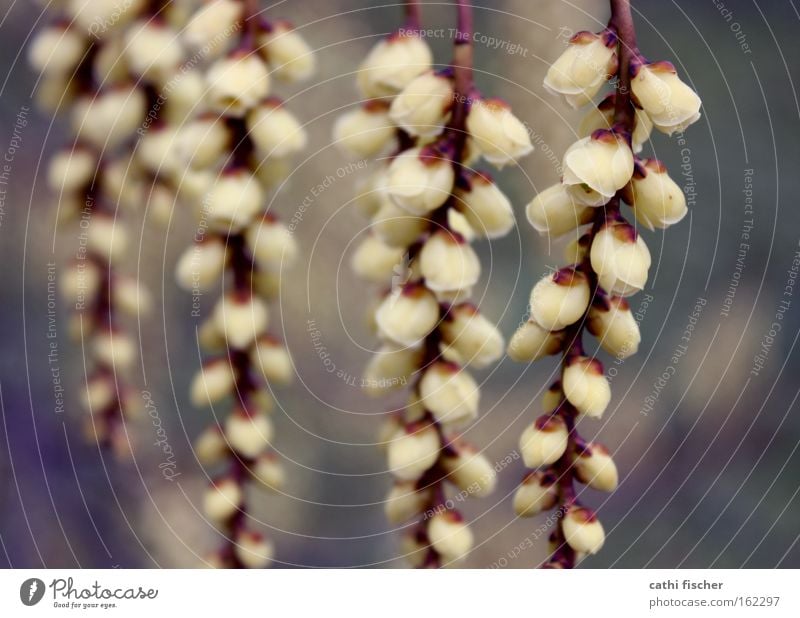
[30,0,199,453]
[174,0,314,568]
[338,1,532,566]
[511,0,701,567]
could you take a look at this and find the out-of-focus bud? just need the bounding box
[562,130,633,203]
[244,215,297,271]
[184,0,242,53]
[389,70,453,137]
[526,183,593,237]
[28,24,86,75]
[419,361,479,426]
[579,93,653,153]
[205,52,270,117]
[590,222,651,297]
[212,292,269,349]
[375,283,439,347]
[67,0,145,37]
[427,511,473,562]
[587,296,640,359]
[466,98,533,168]
[529,267,590,331]
[224,407,273,459]
[250,336,293,385]
[363,343,422,396]
[334,102,396,157]
[562,356,611,418]
[72,87,146,149]
[190,358,236,407]
[454,172,515,239]
[175,237,228,292]
[205,168,264,232]
[351,233,406,283]
[542,382,563,413]
[440,304,503,368]
[574,442,618,491]
[114,276,152,317]
[357,33,432,98]
[386,147,454,215]
[87,214,128,261]
[441,443,497,497]
[387,423,440,481]
[507,319,564,362]
[178,116,231,169]
[513,471,558,517]
[82,375,115,413]
[371,198,427,248]
[631,60,701,135]
[246,100,307,158]
[401,530,430,568]
[252,452,285,491]
[137,125,181,177]
[519,415,568,468]
[234,530,274,568]
[203,477,242,522]
[124,20,182,81]
[260,20,315,82]
[385,481,433,523]
[623,159,687,230]
[543,30,618,108]
[419,231,480,293]
[195,425,228,466]
[61,260,100,304]
[92,329,136,371]
[48,147,96,194]
[562,505,605,554]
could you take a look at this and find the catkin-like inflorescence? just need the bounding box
[511,0,700,568]
[340,2,532,567]
[176,0,314,568]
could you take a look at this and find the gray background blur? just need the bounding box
[1,0,799,568]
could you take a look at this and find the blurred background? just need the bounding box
[1,0,799,568]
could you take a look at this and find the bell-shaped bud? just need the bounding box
[195,426,228,466]
[72,87,146,149]
[48,147,96,194]
[513,471,558,517]
[184,0,243,54]
[178,117,231,169]
[92,329,136,371]
[385,481,433,523]
[631,60,701,135]
[389,70,453,137]
[114,276,152,317]
[375,283,439,347]
[87,214,128,262]
[623,159,687,230]
[526,183,593,237]
[529,267,590,331]
[543,30,618,108]
[28,24,86,76]
[62,261,100,305]
[387,423,440,481]
[507,319,564,362]
[124,20,182,80]
[225,407,273,459]
[371,198,428,248]
[564,234,592,265]
[190,358,236,407]
[562,356,611,418]
[244,215,297,271]
[82,375,115,414]
[441,443,497,498]
[574,442,618,491]
[466,98,533,168]
[252,452,285,491]
[562,505,605,554]
[562,130,634,202]
[212,292,269,350]
[455,172,515,239]
[440,304,503,369]
[363,343,422,396]
[175,237,228,292]
[137,125,181,177]
[587,296,640,359]
[590,222,651,297]
[250,336,293,385]
[579,93,653,153]
[419,230,480,293]
[427,511,473,562]
[260,20,315,82]
[519,414,569,468]
[203,477,242,522]
[205,168,264,232]
[419,361,479,426]
[334,102,396,157]
[247,100,307,157]
[386,147,454,215]
[350,233,406,283]
[542,382,564,414]
[205,51,270,117]
[357,33,432,98]
[234,530,274,568]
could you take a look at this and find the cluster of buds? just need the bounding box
[30,0,200,452]
[174,0,314,568]
[511,0,701,568]
[340,2,532,566]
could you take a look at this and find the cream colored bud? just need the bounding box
[206,52,270,117]
[246,101,307,157]
[146,182,177,226]
[440,304,503,369]
[590,222,651,297]
[82,375,115,413]
[400,531,429,568]
[178,117,231,169]
[251,336,293,385]
[419,231,480,293]
[114,276,151,317]
[206,169,263,232]
[213,293,269,350]
[562,130,634,201]
[177,168,214,202]
[252,453,285,491]
[371,198,427,248]
[513,471,558,517]
[62,261,100,304]
[624,159,687,230]
[428,512,473,562]
[631,60,701,135]
[67,0,145,36]
[92,330,136,370]
[203,477,242,522]
[225,409,273,459]
[195,426,228,466]
[198,318,225,353]
[389,70,453,137]
[92,36,127,84]
[507,319,564,362]
[234,530,274,568]
[562,356,611,418]
[137,125,180,176]
[260,21,315,82]
[519,415,568,468]
[385,481,432,523]
[48,148,96,194]
[161,70,206,125]
[87,214,127,261]
[244,215,297,271]
[530,268,590,331]
[466,98,533,168]
[574,443,618,491]
[175,238,228,292]
[252,155,291,189]
[354,167,390,218]
[333,103,396,157]
[564,234,592,265]
[579,94,653,153]
[357,33,432,98]
[190,359,236,407]
[526,183,593,238]
[387,423,440,481]
[441,444,497,498]
[72,87,146,149]
[446,209,475,243]
[29,25,86,75]
[419,362,479,426]
[386,147,454,215]
[124,20,182,80]
[542,382,563,413]
[35,72,77,114]
[562,506,605,554]
[588,296,640,359]
[184,0,242,54]
[565,182,608,208]
[375,284,439,347]
[455,173,515,239]
[363,344,422,396]
[377,414,405,447]
[351,233,406,283]
[544,30,617,108]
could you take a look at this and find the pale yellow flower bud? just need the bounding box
[371,198,427,248]
[587,296,640,359]
[578,94,653,153]
[195,426,228,466]
[562,356,611,418]
[530,268,590,331]
[351,233,406,283]
[562,505,605,554]
[441,444,497,498]
[178,117,231,169]
[175,238,228,292]
[87,214,127,262]
[564,234,592,265]
[519,415,568,468]
[260,20,315,82]
[544,30,617,108]
[225,408,273,459]
[137,125,181,176]
[82,375,115,413]
[440,304,503,369]
[357,33,432,98]
[363,344,422,396]
[244,215,297,271]
[631,60,701,135]
[124,20,182,81]
[455,172,515,239]
[205,169,264,232]
[427,511,473,561]
[389,70,453,137]
[48,147,96,194]
[574,442,618,491]
[212,292,269,350]
[334,103,396,157]
[623,159,687,230]
[252,453,285,491]
[206,52,270,117]
[247,100,307,157]
[190,358,236,407]
[590,222,651,297]
[513,471,558,517]
[386,147,454,215]
[234,530,274,569]
[400,531,429,568]
[419,362,479,426]
[250,336,293,385]
[72,87,146,149]
[67,0,145,37]
[507,319,564,363]
[375,284,439,347]
[184,0,242,54]
[562,130,633,201]
[466,98,533,167]
[419,231,480,293]
[385,481,433,523]
[526,183,593,237]
[203,477,242,522]
[387,423,440,481]
[61,261,100,304]
[115,276,151,317]
[92,330,136,371]
[28,25,86,75]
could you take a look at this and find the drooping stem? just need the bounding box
[610,0,638,130]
